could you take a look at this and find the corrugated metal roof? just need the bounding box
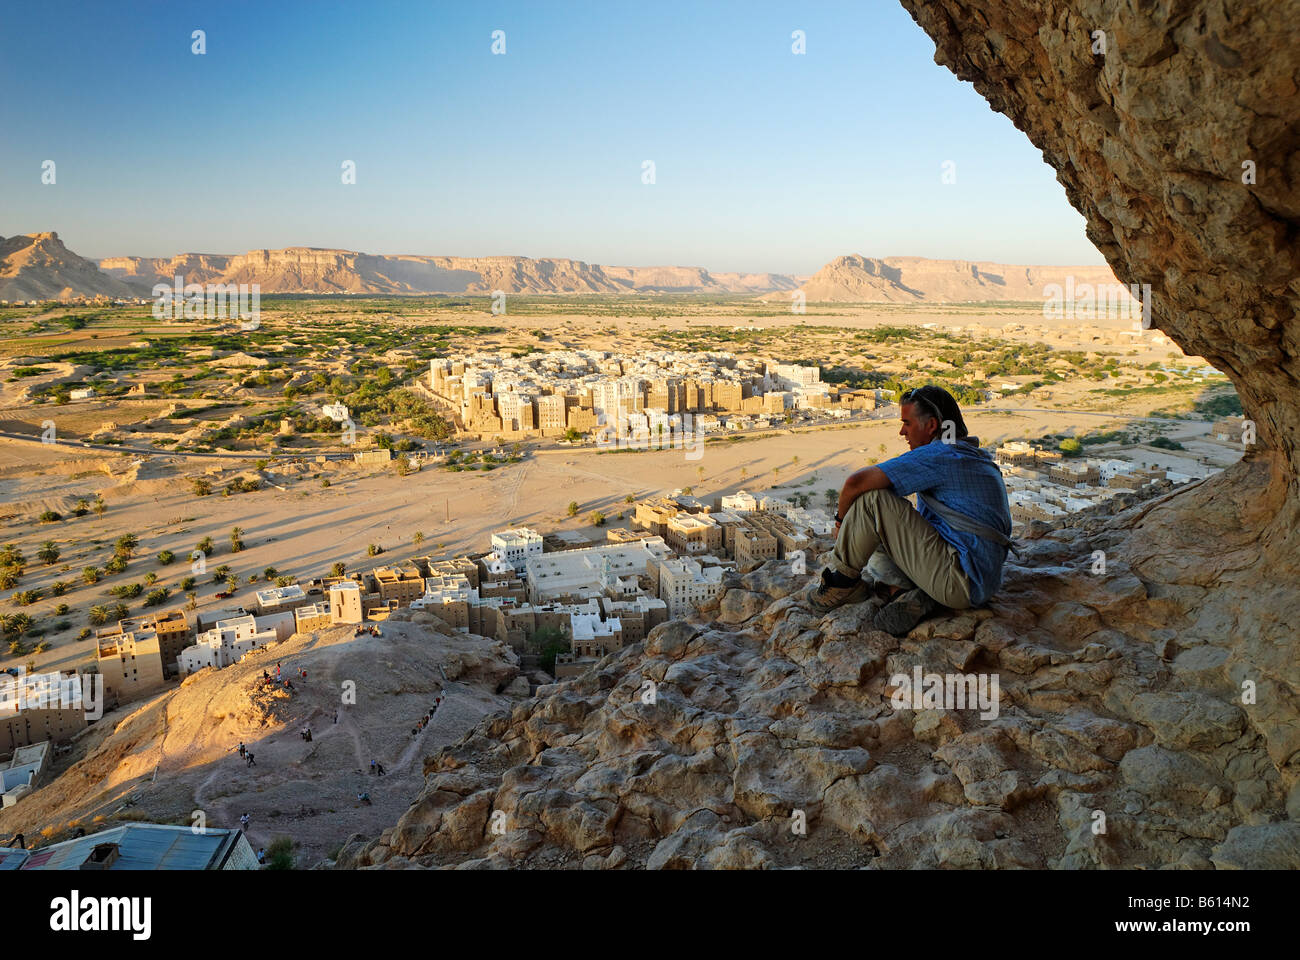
[15,823,238,870]
[0,847,30,870]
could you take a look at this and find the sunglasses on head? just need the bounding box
[901,389,943,424]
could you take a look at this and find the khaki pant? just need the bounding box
[832,488,973,609]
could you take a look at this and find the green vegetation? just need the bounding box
[531,625,570,675]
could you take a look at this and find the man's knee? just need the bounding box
[848,487,902,518]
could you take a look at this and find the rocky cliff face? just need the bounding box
[899,0,1300,479]
[334,466,1300,870]
[798,255,1122,303]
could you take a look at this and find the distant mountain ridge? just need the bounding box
[97,247,804,296]
[794,254,1122,303]
[0,232,135,300]
[3,232,1117,302]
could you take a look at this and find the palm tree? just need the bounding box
[696,465,705,483]
[185,592,198,612]
[0,545,24,566]
[74,497,90,516]
[196,536,214,556]
[93,497,106,516]
[225,574,239,593]
[330,562,346,578]
[230,527,244,552]
[82,566,101,584]
[114,533,138,559]
[38,541,60,565]
[0,569,18,591]
[89,605,109,626]
[110,602,129,621]
[413,531,425,548]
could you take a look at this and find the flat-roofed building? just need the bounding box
[491,527,543,574]
[601,595,668,644]
[719,490,760,513]
[633,497,679,537]
[178,615,277,676]
[373,563,426,606]
[666,512,723,556]
[657,557,725,617]
[534,394,566,432]
[329,581,364,624]
[294,601,333,634]
[96,628,166,705]
[0,675,89,753]
[1048,461,1102,487]
[424,556,479,589]
[571,611,622,660]
[255,583,309,616]
[410,574,476,630]
[526,537,671,604]
[740,511,809,560]
[96,609,190,678]
[733,523,777,569]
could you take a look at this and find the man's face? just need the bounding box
[899,401,939,450]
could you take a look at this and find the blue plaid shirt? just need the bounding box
[877,436,1012,606]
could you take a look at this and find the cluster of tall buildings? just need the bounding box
[429,350,877,438]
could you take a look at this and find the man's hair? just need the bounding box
[900,385,969,438]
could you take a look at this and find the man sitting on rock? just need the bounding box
[809,385,1013,635]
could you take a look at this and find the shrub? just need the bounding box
[38,510,62,523]
[265,836,295,870]
[144,588,170,607]
[157,550,175,565]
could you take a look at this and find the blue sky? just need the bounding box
[0,0,1103,273]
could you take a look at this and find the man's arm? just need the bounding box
[837,465,891,525]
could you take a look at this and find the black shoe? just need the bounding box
[872,587,941,636]
[808,567,870,615]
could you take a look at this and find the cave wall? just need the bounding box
[900,0,1300,480]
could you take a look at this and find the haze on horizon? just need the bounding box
[0,0,1106,274]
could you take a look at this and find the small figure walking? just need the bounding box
[240,813,250,829]
[238,742,246,758]
[257,848,266,865]
[246,752,255,767]
[333,709,338,724]
[370,759,376,775]
[376,762,386,777]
